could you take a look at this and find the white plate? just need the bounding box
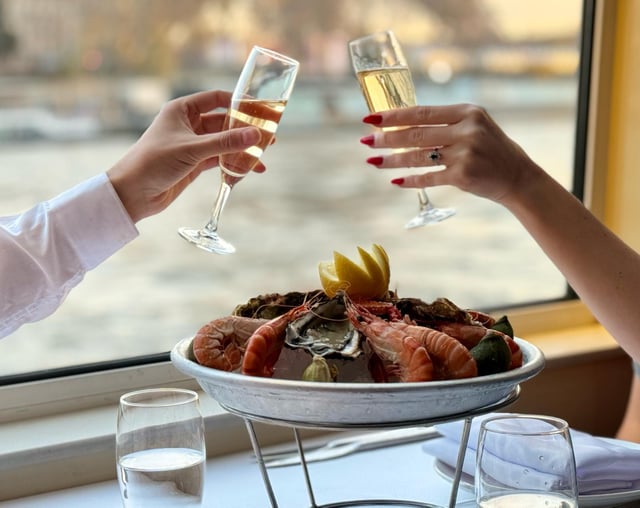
[433,438,640,507]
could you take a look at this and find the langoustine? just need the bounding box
[388,319,478,380]
[192,316,267,371]
[344,298,434,382]
[241,303,312,377]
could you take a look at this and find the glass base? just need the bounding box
[178,227,236,254]
[317,501,440,507]
[404,207,456,229]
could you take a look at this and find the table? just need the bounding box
[2,440,477,507]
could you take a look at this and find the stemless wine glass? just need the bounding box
[116,388,206,508]
[476,414,578,508]
[349,30,455,229]
[179,46,299,254]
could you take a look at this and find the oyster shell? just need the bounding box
[232,290,325,319]
[394,297,474,326]
[285,295,361,358]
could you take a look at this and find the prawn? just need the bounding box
[434,322,488,350]
[193,316,267,371]
[390,319,478,380]
[474,328,523,370]
[345,299,433,382]
[241,304,311,377]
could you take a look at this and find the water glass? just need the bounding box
[116,388,206,507]
[476,414,578,507]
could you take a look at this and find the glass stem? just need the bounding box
[417,188,434,212]
[204,179,233,235]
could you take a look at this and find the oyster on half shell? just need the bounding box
[285,296,361,358]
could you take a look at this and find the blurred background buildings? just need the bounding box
[0,0,580,138]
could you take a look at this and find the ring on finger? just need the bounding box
[428,148,441,163]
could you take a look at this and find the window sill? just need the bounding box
[0,321,631,501]
[0,381,324,501]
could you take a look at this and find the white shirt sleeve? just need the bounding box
[0,173,139,338]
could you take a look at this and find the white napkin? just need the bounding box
[422,412,640,495]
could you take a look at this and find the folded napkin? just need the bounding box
[422,412,640,495]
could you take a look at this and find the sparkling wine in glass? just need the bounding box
[179,46,299,254]
[349,30,455,228]
[116,388,206,508]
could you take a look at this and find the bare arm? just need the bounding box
[506,161,640,362]
[361,104,640,362]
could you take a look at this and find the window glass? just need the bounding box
[0,0,585,375]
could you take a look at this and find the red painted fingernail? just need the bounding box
[391,178,405,185]
[363,114,382,125]
[360,134,374,146]
[366,156,384,166]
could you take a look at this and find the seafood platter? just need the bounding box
[171,245,545,428]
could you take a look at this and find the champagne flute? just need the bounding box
[116,388,206,507]
[476,414,578,508]
[349,30,455,228]
[179,46,299,254]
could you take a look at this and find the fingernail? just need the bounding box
[363,114,382,125]
[366,156,384,166]
[391,178,405,185]
[360,134,374,146]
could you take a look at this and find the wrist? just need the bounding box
[499,160,551,215]
[106,163,143,224]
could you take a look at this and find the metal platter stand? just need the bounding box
[223,386,521,508]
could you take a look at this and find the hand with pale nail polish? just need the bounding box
[109,89,264,223]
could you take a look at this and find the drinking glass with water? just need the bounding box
[475,414,578,508]
[116,388,206,507]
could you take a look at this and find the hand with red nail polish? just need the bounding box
[360,134,375,146]
[360,101,640,371]
[363,114,382,125]
[357,103,537,204]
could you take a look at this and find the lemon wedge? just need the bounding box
[372,244,390,284]
[357,247,386,298]
[318,261,346,297]
[318,244,391,299]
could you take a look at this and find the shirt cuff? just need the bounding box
[48,173,139,270]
